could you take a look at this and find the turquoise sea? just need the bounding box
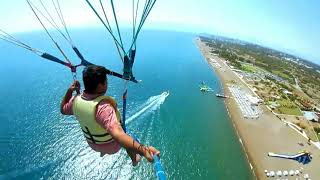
[0,29,253,179]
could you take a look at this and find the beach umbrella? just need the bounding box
[276,170,282,177]
[283,170,289,176]
[295,170,300,175]
[304,173,309,179]
[266,172,270,177]
[269,171,275,177]
[289,170,294,176]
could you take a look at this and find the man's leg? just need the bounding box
[100,152,106,157]
[126,149,141,166]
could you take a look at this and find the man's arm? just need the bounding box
[109,124,160,162]
[60,81,80,115]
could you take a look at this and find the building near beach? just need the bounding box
[303,111,319,122]
[283,89,293,95]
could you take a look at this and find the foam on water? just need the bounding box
[126,91,169,124]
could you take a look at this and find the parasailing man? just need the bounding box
[60,65,160,166]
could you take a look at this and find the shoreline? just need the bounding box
[226,100,257,179]
[195,38,320,180]
[195,38,257,179]
[218,57,259,180]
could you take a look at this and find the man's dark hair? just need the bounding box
[82,65,107,93]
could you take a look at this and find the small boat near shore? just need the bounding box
[216,93,227,98]
[199,81,213,92]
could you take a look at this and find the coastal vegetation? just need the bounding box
[241,63,257,73]
[200,36,320,116]
[276,99,302,116]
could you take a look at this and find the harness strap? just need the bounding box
[85,126,96,144]
[122,89,128,133]
[82,129,110,137]
[83,127,113,144]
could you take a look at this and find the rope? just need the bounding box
[38,0,71,45]
[110,0,124,51]
[128,0,156,52]
[132,0,140,49]
[54,0,74,45]
[99,0,124,62]
[31,0,88,67]
[0,29,77,80]
[0,36,39,54]
[43,0,90,66]
[99,0,112,31]
[132,0,135,40]
[134,0,141,31]
[84,0,126,56]
[0,30,138,83]
[85,0,156,64]
[26,0,71,64]
[0,29,43,55]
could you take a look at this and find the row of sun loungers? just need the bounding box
[228,86,262,119]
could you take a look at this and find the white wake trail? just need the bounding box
[126,91,169,124]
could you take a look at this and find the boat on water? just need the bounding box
[216,93,227,98]
[200,87,210,92]
[199,81,213,92]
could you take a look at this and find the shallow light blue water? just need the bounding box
[0,29,253,179]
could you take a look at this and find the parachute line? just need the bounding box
[1,1,138,83]
[52,0,74,45]
[26,0,94,70]
[84,0,127,57]
[85,0,157,80]
[110,0,124,50]
[0,29,43,55]
[52,0,74,46]
[38,0,70,44]
[132,0,140,49]
[128,0,156,52]
[99,0,124,62]
[26,0,71,64]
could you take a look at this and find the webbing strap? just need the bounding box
[41,53,70,67]
[122,89,128,133]
[85,126,96,144]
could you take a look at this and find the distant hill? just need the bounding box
[199,33,320,71]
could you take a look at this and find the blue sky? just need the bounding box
[1,0,320,64]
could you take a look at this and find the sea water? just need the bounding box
[0,29,253,179]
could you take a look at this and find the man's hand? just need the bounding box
[141,146,160,162]
[69,81,80,94]
[61,80,80,114]
[108,124,161,163]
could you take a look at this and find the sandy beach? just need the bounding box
[196,38,320,180]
